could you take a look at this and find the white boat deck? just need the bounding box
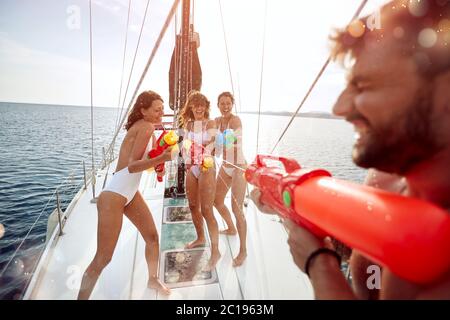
[24,161,313,300]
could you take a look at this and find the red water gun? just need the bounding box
[245,155,450,284]
[148,130,179,182]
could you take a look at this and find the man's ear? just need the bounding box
[431,69,450,146]
[433,70,450,113]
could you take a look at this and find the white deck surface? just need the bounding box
[24,162,313,300]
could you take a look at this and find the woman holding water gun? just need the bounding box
[214,92,248,267]
[179,90,221,271]
[78,91,172,299]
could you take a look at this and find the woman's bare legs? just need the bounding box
[199,168,220,271]
[230,168,247,266]
[185,169,206,248]
[77,192,126,300]
[124,192,170,295]
[214,167,236,235]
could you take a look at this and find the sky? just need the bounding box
[0,0,390,114]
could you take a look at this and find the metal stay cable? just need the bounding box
[256,0,268,154]
[113,0,133,134]
[269,0,368,154]
[217,0,254,203]
[218,0,237,115]
[89,0,96,198]
[105,0,181,160]
[116,0,152,134]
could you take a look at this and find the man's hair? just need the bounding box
[331,0,450,77]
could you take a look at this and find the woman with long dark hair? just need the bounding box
[78,91,172,299]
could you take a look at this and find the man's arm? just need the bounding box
[250,189,356,299]
[283,219,356,299]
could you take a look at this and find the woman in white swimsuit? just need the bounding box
[179,91,221,271]
[214,92,248,266]
[78,91,172,299]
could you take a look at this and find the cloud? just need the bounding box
[0,32,87,70]
[0,33,120,106]
[92,0,128,16]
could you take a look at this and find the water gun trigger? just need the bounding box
[255,154,301,173]
[246,155,330,238]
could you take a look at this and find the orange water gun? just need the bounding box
[245,155,450,284]
[148,130,179,182]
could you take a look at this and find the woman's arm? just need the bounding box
[229,116,243,145]
[205,119,217,154]
[128,123,172,173]
[229,116,246,165]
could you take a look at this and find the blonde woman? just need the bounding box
[179,91,221,270]
[78,91,172,299]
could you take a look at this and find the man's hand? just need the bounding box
[249,188,278,215]
[283,219,328,272]
[250,187,337,274]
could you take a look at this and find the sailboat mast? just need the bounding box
[170,0,192,197]
[179,0,192,111]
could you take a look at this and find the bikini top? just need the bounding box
[186,120,210,145]
[216,116,237,148]
[185,120,211,165]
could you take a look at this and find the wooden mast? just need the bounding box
[173,0,191,196]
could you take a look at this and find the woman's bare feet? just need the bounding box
[185,238,206,249]
[148,276,171,295]
[203,251,221,272]
[232,251,247,267]
[219,228,237,235]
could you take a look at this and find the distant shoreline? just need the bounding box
[0,101,114,110]
[1,101,341,119]
[239,111,341,120]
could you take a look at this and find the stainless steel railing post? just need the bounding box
[56,190,64,236]
[83,161,87,190]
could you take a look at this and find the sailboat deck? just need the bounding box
[24,161,313,300]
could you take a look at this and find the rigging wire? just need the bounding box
[116,0,152,133]
[237,73,242,113]
[217,0,255,204]
[256,0,268,154]
[105,0,181,159]
[172,7,179,129]
[89,0,96,199]
[113,0,133,134]
[269,0,369,155]
[218,0,237,115]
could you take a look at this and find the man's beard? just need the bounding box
[351,88,439,175]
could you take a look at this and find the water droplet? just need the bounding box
[348,19,366,38]
[367,202,373,212]
[385,214,392,222]
[408,0,429,17]
[418,28,438,48]
[393,26,405,39]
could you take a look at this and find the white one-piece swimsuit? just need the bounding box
[103,137,153,205]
